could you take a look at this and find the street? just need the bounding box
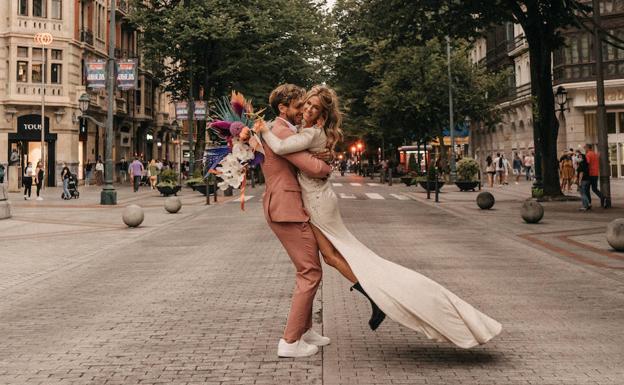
[1,175,623,384]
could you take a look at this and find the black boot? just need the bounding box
[351,282,386,330]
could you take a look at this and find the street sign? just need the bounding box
[34,33,53,45]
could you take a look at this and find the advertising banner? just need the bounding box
[116,59,138,90]
[175,101,189,120]
[194,101,207,121]
[86,61,106,89]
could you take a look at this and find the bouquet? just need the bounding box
[208,91,265,208]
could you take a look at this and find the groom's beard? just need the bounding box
[286,111,303,126]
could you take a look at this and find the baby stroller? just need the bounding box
[61,174,80,199]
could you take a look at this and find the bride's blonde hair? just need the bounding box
[305,85,343,150]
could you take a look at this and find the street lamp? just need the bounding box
[78,93,90,115]
[555,86,569,114]
[171,120,182,185]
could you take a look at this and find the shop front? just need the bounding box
[8,114,57,187]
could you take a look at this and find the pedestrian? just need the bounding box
[512,152,522,184]
[571,149,580,189]
[559,151,575,193]
[34,161,44,200]
[119,157,129,184]
[523,152,534,181]
[148,159,159,189]
[485,155,495,187]
[577,152,591,211]
[494,153,506,185]
[95,157,104,185]
[129,156,144,192]
[85,159,93,186]
[584,143,606,207]
[61,164,71,200]
[23,162,33,200]
[0,164,5,184]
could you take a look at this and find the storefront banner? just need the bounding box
[116,59,138,90]
[175,101,189,120]
[194,101,207,121]
[86,61,107,89]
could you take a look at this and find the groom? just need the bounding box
[261,84,333,358]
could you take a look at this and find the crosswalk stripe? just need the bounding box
[350,183,362,186]
[233,195,254,202]
[390,193,410,200]
[365,193,384,200]
[339,193,356,199]
[332,183,343,187]
[367,183,381,186]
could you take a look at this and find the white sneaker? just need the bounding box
[277,338,319,358]
[302,329,330,346]
[36,197,43,201]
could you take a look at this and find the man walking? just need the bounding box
[118,157,129,184]
[584,144,606,208]
[260,84,332,358]
[129,157,144,193]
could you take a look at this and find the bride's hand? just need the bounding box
[316,116,326,129]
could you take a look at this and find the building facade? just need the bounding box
[470,1,624,177]
[0,0,177,189]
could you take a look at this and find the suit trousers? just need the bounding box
[268,221,322,342]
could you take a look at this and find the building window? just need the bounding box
[17,61,28,82]
[51,63,62,84]
[32,48,43,61]
[17,46,28,58]
[18,0,28,16]
[51,0,61,19]
[608,112,617,134]
[33,0,47,18]
[51,49,62,60]
[32,63,43,83]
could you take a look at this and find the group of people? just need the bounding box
[485,152,535,187]
[21,161,45,200]
[574,144,606,210]
[84,158,104,186]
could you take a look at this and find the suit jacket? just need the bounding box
[261,118,331,223]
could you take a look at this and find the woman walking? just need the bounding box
[512,153,522,184]
[95,158,104,185]
[148,159,159,189]
[23,162,33,200]
[485,155,495,187]
[34,161,44,200]
[559,151,575,193]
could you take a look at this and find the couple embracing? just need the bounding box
[259,84,502,358]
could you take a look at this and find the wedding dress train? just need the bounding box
[262,126,502,348]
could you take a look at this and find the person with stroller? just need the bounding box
[61,164,71,200]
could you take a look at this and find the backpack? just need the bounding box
[498,157,503,168]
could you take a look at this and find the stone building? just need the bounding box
[470,1,624,177]
[0,0,177,189]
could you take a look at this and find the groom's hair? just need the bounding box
[269,84,305,115]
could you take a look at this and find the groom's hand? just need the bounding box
[312,149,334,164]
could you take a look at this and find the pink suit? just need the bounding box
[260,118,332,342]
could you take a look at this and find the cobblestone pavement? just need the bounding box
[0,177,623,384]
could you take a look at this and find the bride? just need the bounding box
[259,85,502,349]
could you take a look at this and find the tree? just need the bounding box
[130,0,334,161]
[364,0,593,197]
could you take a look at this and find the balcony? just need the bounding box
[507,34,528,57]
[80,29,94,46]
[115,0,129,15]
[553,59,624,84]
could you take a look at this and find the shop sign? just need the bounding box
[116,59,138,90]
[175,101,189,120]
[580,88,624,106]
[86,61,107,89]
[194,101,207,121]
[17,114,50,139]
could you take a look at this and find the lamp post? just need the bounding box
[34,32,53,189]
[555,86,569,114]
[171,120,182,186]
[447,36,457,183]
[356,142,363,175]
[100,0,117,205]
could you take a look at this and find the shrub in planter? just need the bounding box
[455,157,480,191]
[156,169,181,196]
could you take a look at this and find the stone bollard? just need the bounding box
[606,219,624,251]
[521,200,544,223]
[122,204,144,227]
[164,197,182,214]
[0,186,11,219]
[476,192,495,210]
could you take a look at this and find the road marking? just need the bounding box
[233,195,254,202]
[339,193,356,199]
[365,193,384,200]
[390,194,410,200]
[367,183,381,186]
[332,183,343,187]
[350,183,362,186]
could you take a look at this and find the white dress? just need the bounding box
[262,126,502,348]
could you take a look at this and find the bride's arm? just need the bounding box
[261,127,317,155]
